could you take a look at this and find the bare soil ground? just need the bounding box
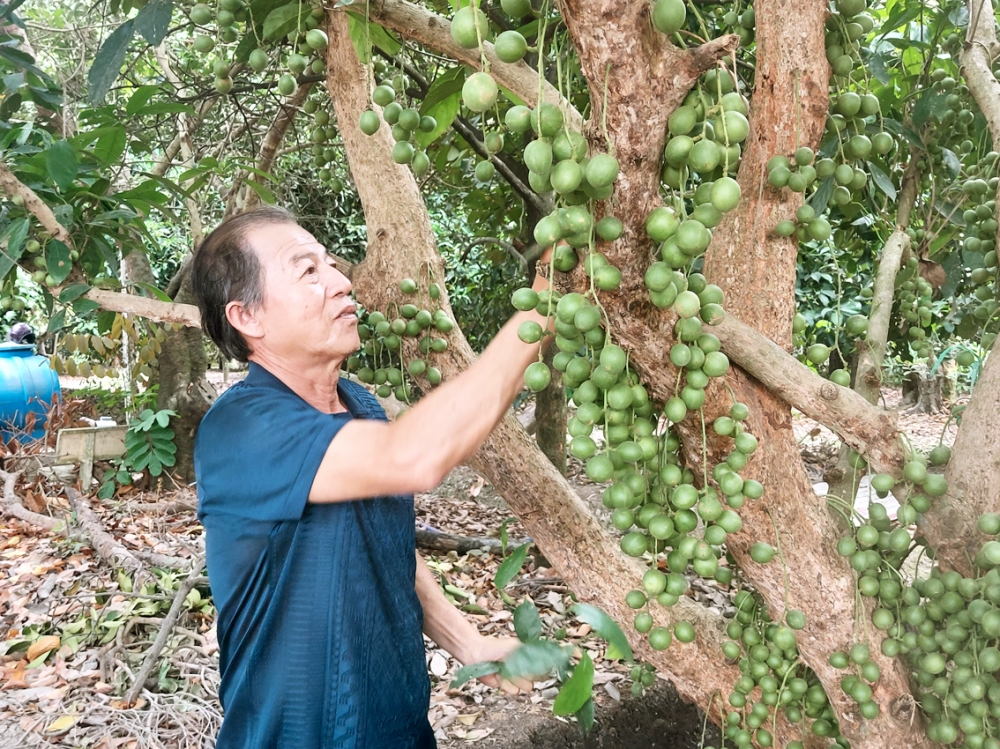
[0,373,962,749]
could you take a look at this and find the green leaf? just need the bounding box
[133,0,173,45]
[0,0,29,25]
[513,600,542,643]
[46,308,66,334]
[449,660,500,688]
[911,91,942,130]
[866,52,890,85]
[553,651,594,716]
[72,298,100,316]
[125,85,160,117]
[575,698,595,734]
[138,102,197,116]
[58,283,91,303]
[128,281,172,302]
[422,67,467,111]
[571,603,633,663]
[940,149,961,180]
[97,479,116,500]
[45,240,73,284]
[3,71,23,93]
[808,176,834,215]
[499,641,571,681]
[0,217,29,280]
[499,516,514,555]
[933,199,966,227]
[243,179,276,205]
[46,140,78,191]
[90,126,128,166]
[155,410,172,428]
[417,92,461,149]
[494,542,529,590]
[346,13,370,63]
[263,3,310,40]
[88,19,136,105]
[865,161,896,200]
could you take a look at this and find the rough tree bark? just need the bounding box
[534,345,566,474]
[920,0,1000,574]
[695,2,929,745]
[323,8,761,725]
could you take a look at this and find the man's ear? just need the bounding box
[226,300,264,343]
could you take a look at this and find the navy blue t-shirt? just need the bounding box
[194,363,434,749]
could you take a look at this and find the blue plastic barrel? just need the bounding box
[0,344,61,441]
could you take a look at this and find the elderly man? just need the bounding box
[192,206,552,748]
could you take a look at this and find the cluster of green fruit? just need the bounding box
[511,275,765,644]
[450,3,532,67]
[824,0,875,79]
[358,72,438,176]
[721,591,843,749]
[717,4,756,48]
[346,278,454,401]
[0,274,28,313]
[302,97,346,187]
[894,262,938,359]
[515,102,621,200]
[21,237,79,289]
[188,0,328,95]
[50,332,120,379]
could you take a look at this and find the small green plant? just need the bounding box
[98,408,177,498]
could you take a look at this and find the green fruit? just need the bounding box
[673,621,696,643]
[830,369,851,387]
[501,0,531,16]
[518,320,544,343]
[524,361,551,392]
[597,216,623,241]
[215,77,234,94]
[392,141,414,164]
[505,105,532,132]
[646,206,679,242]
[720,111,750,144]
[586,154,620,188]
[524,139,553,175]
[277,73,297,96]
[551,159,583,194]
[688,139,721,173]
[462,72,498,112]
[750,542,775,563]
[512,288,539,311]
[531,103,564,138]
[192,35,215,53]
[928,445,951,466]
[190,3,212,24]
[806,343,829,365]
[495,30,528,63]
[979,513,1000,535]
[373,85,395,107]
[475,160,496,182]
[450,6,490,49]
[711,177,741,212]
[668,106,697,136]
[651,0,686,34]
[534,215,562,246]
[649,626,673,650]
[382,102,402,124]
[306,29,329,49]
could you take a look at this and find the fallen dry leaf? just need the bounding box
[455,711,481,726]
[26,636,60,663]
[1,660,28,690]
[44,714,76,733]
[108,698,146,710]
[468,475,486,498]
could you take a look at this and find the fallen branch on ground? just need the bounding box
[416,524,530,555]
[125,555,207,706]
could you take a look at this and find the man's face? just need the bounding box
[241,223,359,364]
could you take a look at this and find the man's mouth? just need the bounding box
[336,305,358,321]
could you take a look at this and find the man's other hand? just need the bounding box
[466,635,535,695]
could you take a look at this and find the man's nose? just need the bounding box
[324,264,352,296]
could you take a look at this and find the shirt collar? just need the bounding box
[245,362,364,418]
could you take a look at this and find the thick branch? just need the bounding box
[714,314,906,474]
[0,162,74,250]
[0,470,68,532]
[242,82,315,210]
[345,0,580,127]
[66,488,146,576]
[79,288,201,328]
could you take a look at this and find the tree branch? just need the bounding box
[341,0,581,127]
[714,314,906,474]
[79,288,201,328]
[0,162,74,250]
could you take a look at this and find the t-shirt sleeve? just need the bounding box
[194,387,350,522]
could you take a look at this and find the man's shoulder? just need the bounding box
[199,378,309,434]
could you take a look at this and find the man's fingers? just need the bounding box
[512,676,533,692]
[479,674,500,688]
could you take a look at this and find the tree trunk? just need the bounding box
[324,8,761,725]
[534,345,566,474]
[695,1,929,745]
[900,368,943,414]
[155,268,215,483]
[918,0,1000,574]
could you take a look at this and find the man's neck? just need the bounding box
[248,352,347,414]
